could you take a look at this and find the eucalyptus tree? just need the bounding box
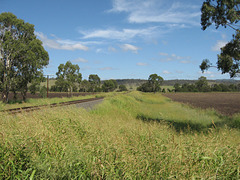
[137,74,164,93]
[88,74,101,92]
[0,12,49,102]
[200,0,240,77]
[102,79,118,92]
[148,74,164,93]
[79,79,90,92]
[55,61,82,96]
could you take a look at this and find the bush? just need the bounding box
[40,86,47,98]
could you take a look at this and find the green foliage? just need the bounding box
[55,61,82,94]
[118,84,128,92]
[88,74,101,92]
[174,76,240,92]
[195,76,210,92]
[102,79,118,92]
[201,0,239,30]
[217,31,240,77]
[0,12,49,102]
[79,79,90,92]
[200,59,212,72]
[137,74,164,93]
[29,77,45,94]
[200,0,240,77]
[39,85,47,98]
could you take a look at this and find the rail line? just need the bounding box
[1,97,104,114]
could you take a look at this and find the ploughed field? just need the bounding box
[163,92,240,116]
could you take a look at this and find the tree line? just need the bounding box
[49,61,128,94]
[174,76,240,92]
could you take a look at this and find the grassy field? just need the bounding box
[0,92,239,179]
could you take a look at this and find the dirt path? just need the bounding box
[74,99,104,110]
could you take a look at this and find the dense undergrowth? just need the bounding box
[0,92,239,179]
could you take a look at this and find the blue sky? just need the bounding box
[1,0,238,80]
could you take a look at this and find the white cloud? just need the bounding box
[108,46,117,52]
[163,70,171,74]
[36,32,88,51]
[96,48,103,53]
[176,70,184,74]
[80,27,158,41]
[212,40,228,51]
[198,70,222,78]
[120,44,140,53]
[180,60,191,64]
[159,52,191,62]
[72,58,89,63]
[137,62,148,66]
[99,67,115,71]
[109,0,200,25]
[159,52,168,56]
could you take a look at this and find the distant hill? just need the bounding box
[115,79,240,87]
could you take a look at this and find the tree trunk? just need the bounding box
[13,91,17,101]
[2,90,9,103]
[21,90,27,102]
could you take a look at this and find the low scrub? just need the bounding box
[0,92,239,179]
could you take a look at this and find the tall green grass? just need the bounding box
[0,92,239,179]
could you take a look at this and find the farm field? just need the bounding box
[163,92,240,116]
[0,92,239,179]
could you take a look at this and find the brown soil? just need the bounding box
[163,92,240,116]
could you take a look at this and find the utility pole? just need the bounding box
[44,75,54,98]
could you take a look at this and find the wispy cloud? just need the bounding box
[212,40,228,51]
[180,60,192,64]
[176,70,184,74]
[159,52,168,56]
[163,70,171,74]
[109,0,200,26]
[120,44,140,53]
[198,70,218,78]
[36,32,88,51]
[98,67,116,71]
[137,62,148,66]
[80,27,158,41]
[108,46,117,52]
[159,52,191,63]
[72,58,89,63]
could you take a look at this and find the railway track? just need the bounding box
[1,97,104,114]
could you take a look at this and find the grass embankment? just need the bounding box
[0,92,239,179]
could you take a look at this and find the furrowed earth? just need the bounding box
[163,92,240,116]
